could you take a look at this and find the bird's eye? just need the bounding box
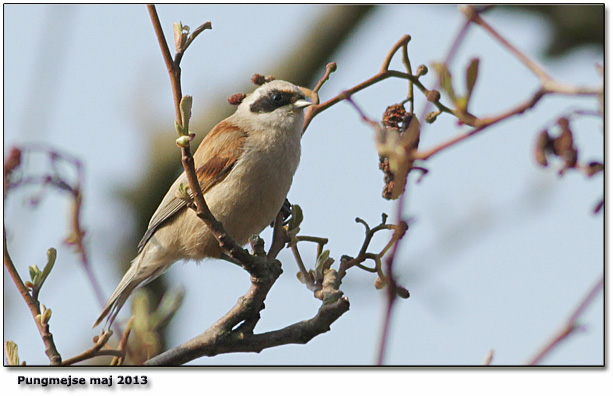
[272,93,283,102]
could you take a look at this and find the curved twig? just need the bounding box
[3,228,62,365]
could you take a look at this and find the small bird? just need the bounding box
[94,80,311,328]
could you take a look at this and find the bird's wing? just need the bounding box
[137,120,247,253]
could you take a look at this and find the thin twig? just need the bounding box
[460,5,552,83]
[401,42,414,113]
[419,14,472,122]
[3,226,62,365]
[147,4,182,120]
[267,211,288,259]
[61,331,121,366]
[413,89,546,161]
[110,317,135,366]
[376,191,407,365]
[145,269,348,365]
[527,276,603,365]
[312,62,337,94]
[147,4,252,267]
[303,37,464,131]
[461,6,601,97]
[291,244,317,290]
[380,34,411,73]
[11,145,124,337]
[143,6,348,366]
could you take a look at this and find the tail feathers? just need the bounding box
[93,270,140,329]
[94,245,175,329]
[93,255,151,329]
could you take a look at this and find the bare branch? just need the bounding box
[460,5,553,83]
[3,228,61,365]
[147,5,254,267]
[528,276,603,365]
[61,331,122,366]
[144,269,348,365]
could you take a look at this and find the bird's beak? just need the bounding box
[294,99,312,109]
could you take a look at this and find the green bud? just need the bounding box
[180,96,193,130]
[176,136,191,147]
[396,286,411,299]
[28,265,41,284]
[416,64,428,77]
[426,90,441,103]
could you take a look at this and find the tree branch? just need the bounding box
[527,276,603,365]
[61,331,122,366]
[147,5,255,266]
[144,269,348,365]
[3,227,62,365]
[303,36,466,131]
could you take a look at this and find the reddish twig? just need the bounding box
[147,5,253,266]
[61,331,122,366]
[376,191,407,365]
[419,15,473,121]
[110,317,135,366]
[147,5,183,119]
[413,5,601,161]
[527,276,603,365]
[143,6,351,365]
[460,5,552,83]
[303,35,461,131]
[3,228,62,365]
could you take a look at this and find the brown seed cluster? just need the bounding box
[535,117,580,174]
[252,74,276,86]
[379,104,417,200]
[382,103,413,130]
[534,116,604,178]
[227,93,247,105]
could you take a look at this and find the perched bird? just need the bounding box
[94,80,311,328]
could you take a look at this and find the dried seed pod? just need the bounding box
[383,103,409,130]
[534,129,552,167]
[562,146,578,169]
[553,122,573,157]
[227,93,247,105]
[251,74,275,85]
[552,117,578,171]
[378,104,420,200]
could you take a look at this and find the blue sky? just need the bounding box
[3,3,603,375]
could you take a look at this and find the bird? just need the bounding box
[94,80,311,328]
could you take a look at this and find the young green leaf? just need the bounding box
[40,248,57,286]
[315,249,334,278]
[29,265,41,284]
[465,58,480,104]
[433,62,456,102]
[288,204,304,232]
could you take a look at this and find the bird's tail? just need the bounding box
[93,262,142,329]
[93,249,169,329]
